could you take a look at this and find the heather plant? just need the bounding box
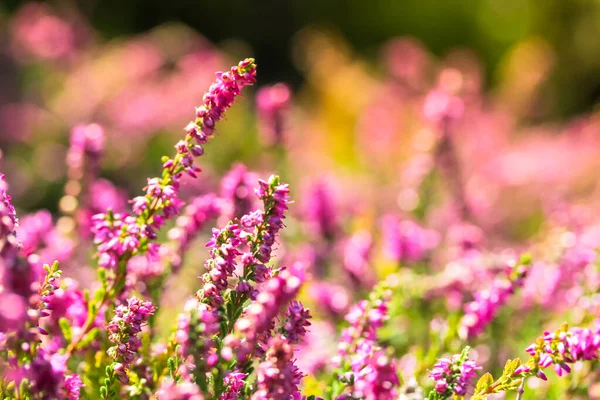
[2,6,600,398]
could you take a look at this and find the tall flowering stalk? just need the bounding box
[327,284,400,400]
[459,253,531,340]
[66,59,257,355]
[427,347,481,399]
[170,175,290,395]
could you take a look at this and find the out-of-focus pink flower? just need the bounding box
[10,3,76,62]
[423,87,464,127]
[256,83,292,146]
[381,215,439,264]
[343,231,375,289]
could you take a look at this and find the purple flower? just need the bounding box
[226,264,305,361]
[459,259,529,339]
[106,296,156,381]
[175,298,218,368]
[219,371,246,400]
[220,163,259,220]
[91,59,256,284]
[526,323,600,380]
[429,348,481,398]
[256,83,291,146]
[28,348,69,398]
[343,231,375,289]
[381,215,439,264]
[332,286,399,399]
[64,373,83,399]
[282,301,311,344]
[302,179,339,241]
[251,335,305,400]
[156,376,204,400]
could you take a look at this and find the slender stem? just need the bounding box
[516,377,526,400]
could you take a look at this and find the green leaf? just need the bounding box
[502,358,521,377]
[58,318,73,342]
[474,373,494,394]
[78,328,101,349]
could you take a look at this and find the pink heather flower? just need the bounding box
[251,335,305,400]
[67,123,105,177]
[282,300,311,344]
[220,163,259,220]
[156,377,204,400]
[295,321,337,375]
[256,83,291,146]
[343,231,375,289]
[46,278,94,333]
[219,371,246,400]
[227,265,305,361]
[106,296,156,381]
[380,215,439,263]
[64,374,83,400]
[429,348,481,397]
[28,348,69,398]
[526,323,600,380]
[168,194,223,272]
[308,282,350,318]
[344,342,400,400]
[423,86,464,127]
[459,260,529,339]
[16,210,74,273]
[197,175,290,310]
[91,59,256,276]
[175,298,218,365]
[0,174,19,237]
[334,288,399,399]
[0,292,27,333]
[10,3,76,62]
[302,179,339,241]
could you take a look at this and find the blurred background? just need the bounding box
[1,0,600,213]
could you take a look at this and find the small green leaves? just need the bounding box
[502,358,521,377]
[474,372,494,394]
[58,317,73,342]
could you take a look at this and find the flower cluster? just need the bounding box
[106,296,156,381]
[429,347,481,398]
[524,323,600,380]
[91,59,257,277]
[281,300,311,344]
[225,265,305,361]
[381,215,439,264]
[252,335,305,400]
[459,254,531,339]
[331,285,400,399]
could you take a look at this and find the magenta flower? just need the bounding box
[459,258,529,339]
[64,374,83,400]
[256,83,291,146]
[429,347,481,398]
[106,296,156,382]
[525,323,600,380]
[220,163,259,220]
[251,335,305,400]
[282,300,311,344]
[380,214,439,264]
[226,264,305,361]
[219,371,246,400]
